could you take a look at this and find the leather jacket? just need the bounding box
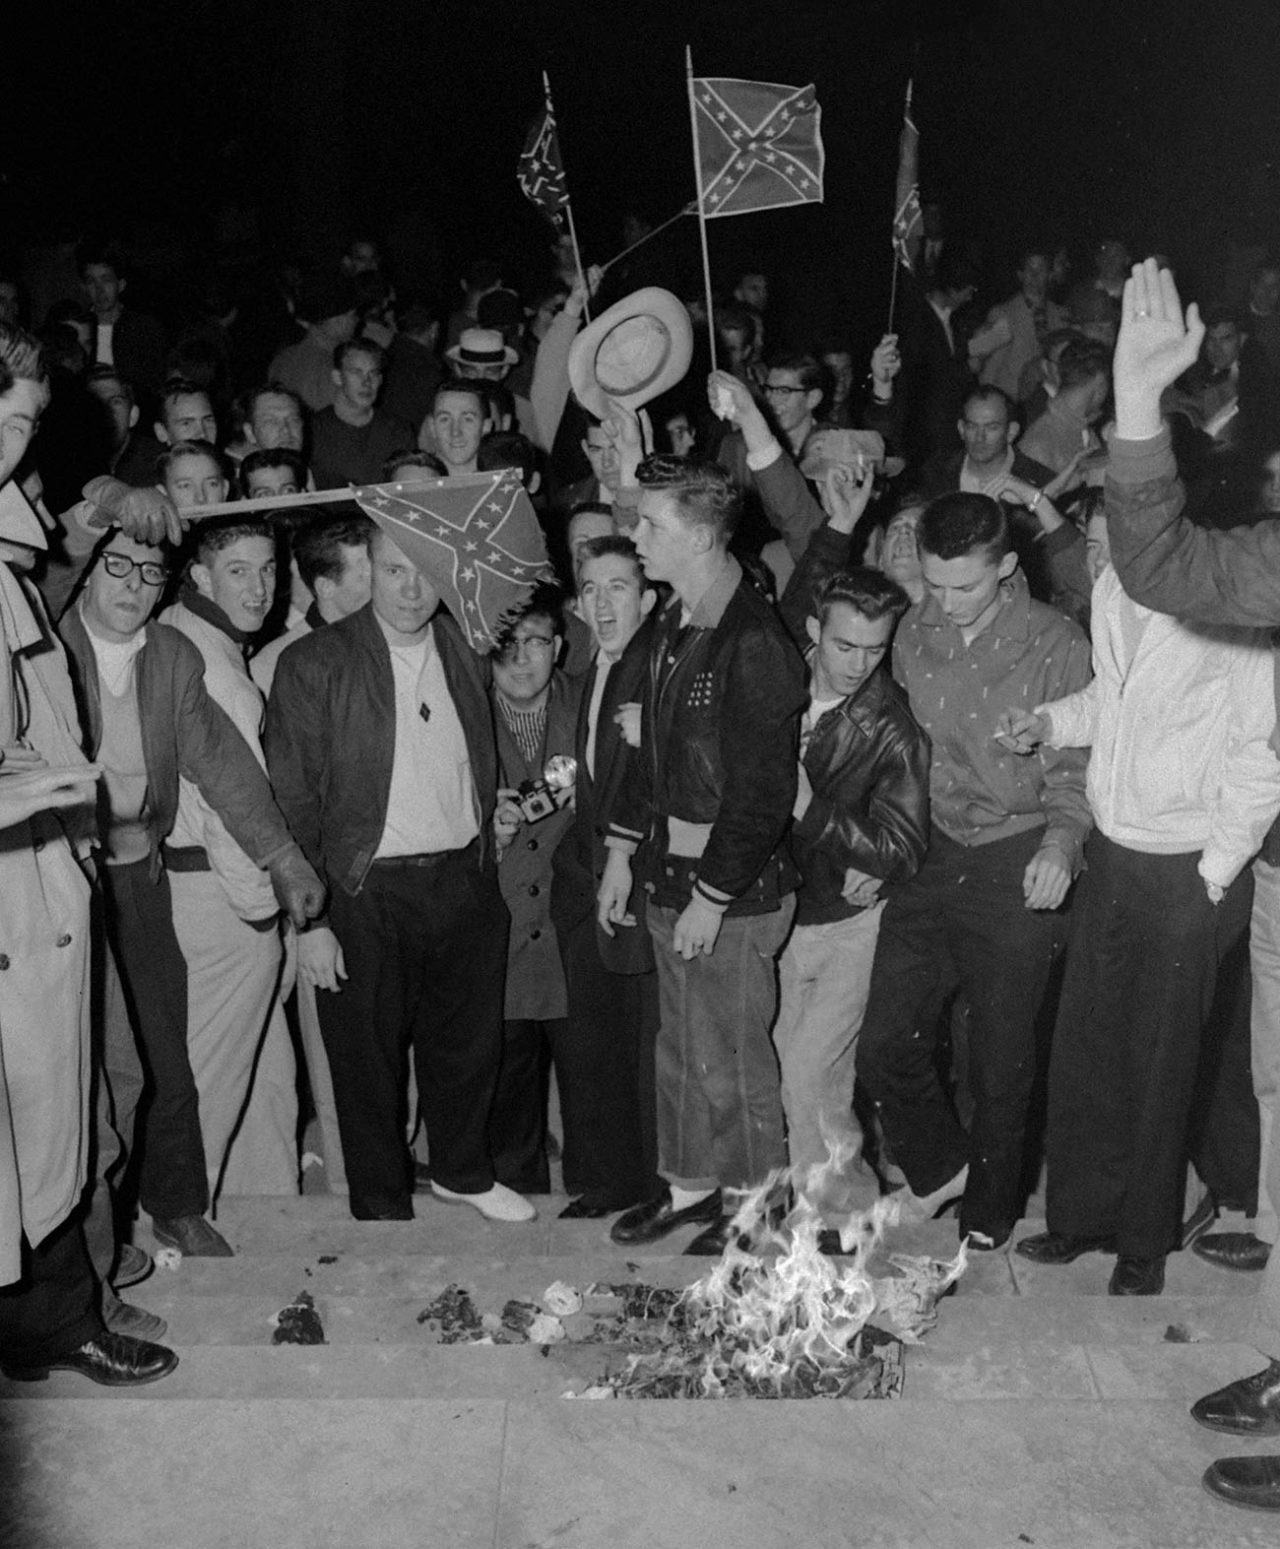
[790,667,930,925]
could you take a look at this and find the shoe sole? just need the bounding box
[151,1231,234,1258]
[429,1190,537,1224]
[4,1354,179,1387]
[1191,1410,1280,1438]
[1201,1472,1280,1512]
[1014,1240,1117,1265]
[113,1255,154,1290]
[1192,1247,1270,1273]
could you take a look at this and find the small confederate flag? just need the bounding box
[692,77,824,218]
[353,470,553,653]
[892,80,923,274]
[518,74,570,226]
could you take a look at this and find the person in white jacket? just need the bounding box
[1001,537,1280,1296]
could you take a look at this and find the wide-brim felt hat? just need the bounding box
[568,287,693,421]
[446,327,519,369]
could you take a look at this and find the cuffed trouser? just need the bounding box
[773,904,883,1219]
[0,1215,103,1369]
[100,859,208,1220]
[1046,835,1251,1261]
[1251,858,1280,1245]
[649,897,793,1193]
[556,915,659,1206]
[857,827,1065,1244]
[82,930,146,1284]
[319,846,507,1218]
[169,872,288,1204]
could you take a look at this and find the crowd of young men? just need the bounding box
[7,231,1280,1512]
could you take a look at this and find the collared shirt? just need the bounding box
[585,652,612,778]
[893,569,1092,864]
[376,622,479,858]
[959,447,1015,494]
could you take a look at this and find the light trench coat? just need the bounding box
[0,566,94,1284]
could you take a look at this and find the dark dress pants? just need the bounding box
[554,915,660,1206]
[1046,834,1252,1260]
[320,847,507,1218]
[100,858,209,1220]
[856,827,1067,1243]
[0,1215,103,1368]
[488,1018,555,1194]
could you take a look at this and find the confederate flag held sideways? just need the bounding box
[518,72,570,226]
[892,79,923,274]
[691,77,824,218]
[353,469,553,653]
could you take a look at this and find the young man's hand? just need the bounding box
[1113,258,1205,441]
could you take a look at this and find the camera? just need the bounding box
[514,754,577,824]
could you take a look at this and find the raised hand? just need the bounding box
[1113,258,1205,441]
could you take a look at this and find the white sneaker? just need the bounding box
[894,1164,969,1222]
[430,1181,538,1222]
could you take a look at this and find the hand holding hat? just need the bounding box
[568,288,693,422]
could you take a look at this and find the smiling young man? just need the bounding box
[309,339,411,490]
[598,456,806,1254]
[854,491,1092,1252]
[158,517,303,1201]
[265,525,534,1226]
[419,379,490,478]
[773,567,929,1236]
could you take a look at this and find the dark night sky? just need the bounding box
[5,0,1280,344]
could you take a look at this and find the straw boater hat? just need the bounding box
[567,287,693,421]
[446,327,519,370]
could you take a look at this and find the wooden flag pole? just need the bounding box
[685,45,718,372]
[98,475,494,526]
[888,78,915,334]
[546,70,591,323]
[598,202,697,275]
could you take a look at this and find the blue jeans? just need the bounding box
[649,898,793,1193]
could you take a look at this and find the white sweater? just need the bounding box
[1040,565,1280,888]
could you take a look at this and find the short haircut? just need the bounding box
[493,579,565,652]
[395,292,441,334]
[636,455,740,544]
[962,384,1014,422]
[766,350,824,394]
[157,438,226,481]
[1204,306,1241,333]
[76,243,123,279]
[295,513,375,591]
[0,320,49,398]
[190,514,275,567]
[161,378,213,414]
[333,336,385,372]
[462,258,502,294]
[239,447,307,497]
[383,448,445,480]
[477,430,536,484]
[242,381,303,423]
[431,377,487,416]
[813,566,911,627]
[577,534,651,590]
[1055,338,1111,389]
[918,491,1009,563]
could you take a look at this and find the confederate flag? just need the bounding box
[691,77,825,219]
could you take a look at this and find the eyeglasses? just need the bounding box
[101,551,169,586]
[763,383,809,398]
[497,634,555,663]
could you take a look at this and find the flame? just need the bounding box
[651,1142,968,1398]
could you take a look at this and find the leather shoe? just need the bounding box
[113,1243,153,1289]
[102,1287,167,1343]
[1108,1253,1165,1295]
[684,1215,743,1257]
[151,1215,234,1257]
[1192,1361,1280,1436]
[1194,1232,1271,1273]
[1203,1454,1280,1511]
[1014,1231,1116,1265]
[610,1187,722,1246]
[1181,1189,1218,1249]
[2,1331,178,1387]
[559,1196,623,1220]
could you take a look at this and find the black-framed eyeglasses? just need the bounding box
[763,383,809,398]
[101,551,169,587]
[497,634,555,663]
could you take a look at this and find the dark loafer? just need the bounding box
[113,1243,154,1289]
[1193,1232,1271,1273]
[559,1197,615,1220]
[1203,1454,1280,1511]
[102,1287,168,1343]
[684,1215,744,1257]
[610,1188,722,1246]
[1108,1254,1165,1295]
[2,1331,178,1387]
[151,1215,234,1257]
[1192,1362,1280,1435]
[1014,1231,1116,1265]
